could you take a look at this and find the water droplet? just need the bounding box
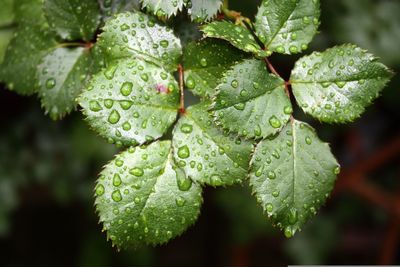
[130,167,144,177]
[266,203,273,212]
[288,208,298,225]
[186,76,195,89]
[95,184,105,196]
[269,116,281,128]
[45,78,56,89]
[113,173,122,187]
[180,123,193,133]
[284,226,293,238]
[175,196,186,207]
[108,110,121,124]
[234,103,245,110]
[177,145,190,159]
[267,171,276,180]
[111,190,122,202]
[210,174,222,186]
[89,100,102,112]
[160,40,169,48]
[120,23,130,31]
[276,46,285,53]
[305,136,312,145]
[177,176,192,191]
[333,166,340,175]
[284,106,293,115]
[140,73,149,82]
[120,82,133,96]
[231,79,238,88]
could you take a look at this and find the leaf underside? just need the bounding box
[291,44,393,123]
[172,102,253,187]
[255,0,320,54]
[95,140,202,249]
[79,58,179,147]
[212,59,292,139]
[250,120,339,237]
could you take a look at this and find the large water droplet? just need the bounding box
[177,145,190,159]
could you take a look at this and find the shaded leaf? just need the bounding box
[172,102,253,187]
[290,44,393,123]
[250,120,339,237]
[183,39,247,98]
[99,0,141,18]
[255,0,320,54]
[201,21,268,58]
[188,0,223,22]
[0,24,57,95]
[95,140,202,249]
[14,0,46,25]
[79,58,179,147]
[98,11,182,71]
[212,59,291,139]
[43,0,100,41]
[37,47,93,120]
[0,0,14,27]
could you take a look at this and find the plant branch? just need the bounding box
[178,64,185,114]
[221,5,252,27]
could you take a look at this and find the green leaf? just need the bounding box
[37,47,93,120]
[187,0,223,22]
[0,0,14,27]
[212,59,291,139]
[141,0,184,17]
[183,39,247,98]
[98,11,182,71]
[249,120,339,237]
[99,0,141,17]
[290,44,394,123]
[0,24,57,95]
[255,0,320,54]
[201,21,268,58]
[0,29,15,64]
[14,0,46,25]
[79,58,179,147]
[172,102,253,187]
[43,0,100,41]
[95,140,202,249]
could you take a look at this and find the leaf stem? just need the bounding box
[178,64,185,114]
[264,57,294,122]
[221,6,252,27]
[56,42,93,49]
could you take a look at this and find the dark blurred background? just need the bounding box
[0,0,399,266]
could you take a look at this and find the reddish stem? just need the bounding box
[178,64,185,114]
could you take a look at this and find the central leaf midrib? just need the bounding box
[186,113,247,172]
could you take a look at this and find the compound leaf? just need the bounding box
[172,102,253,187]
[95,140,202,249]
[183,39,247,98]
[201,21,268,58]
[37,47,93,120]
[187,0,223,22]
[43,0,100,41]
[290,44,393,123]
[250,120,339,237]
[212,59,291,139]
[79,58,179,147]
[255,0,320,55]
[98,11,182,71]
[141,0,184,17]
[0,24,57,95]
